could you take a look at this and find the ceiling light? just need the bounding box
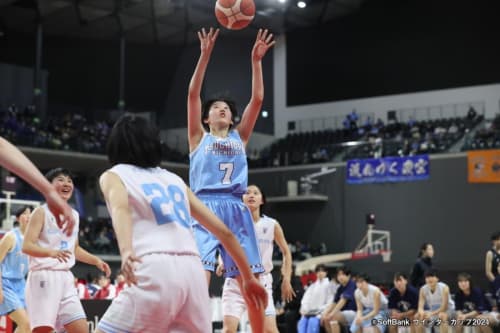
[297,1,306,8]
[262,110,269,118]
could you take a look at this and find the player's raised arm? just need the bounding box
[237,28,275,144]
[188,27,220,151]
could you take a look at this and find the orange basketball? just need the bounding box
[215,0,255,30]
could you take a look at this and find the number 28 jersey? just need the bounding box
[108,164,199,257]
[189,131,247,196]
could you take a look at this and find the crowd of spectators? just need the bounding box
[254,108,485,167]
[0,103,188,162]
[462,114,500,151]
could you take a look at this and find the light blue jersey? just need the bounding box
[189,130,263,277]
[1,228,28,279]
[189,130,247,196]
[0,227,28,315]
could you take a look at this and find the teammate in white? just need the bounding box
[95,114,267,333]
[22,168,111,333]
[218,184,295,333]
[415,269,455,333]
[351,274,389,333]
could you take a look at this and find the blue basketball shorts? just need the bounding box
[191,194,263,278]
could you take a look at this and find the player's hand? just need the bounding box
[50,249,72,262]
[354,316,363,325]
[281,279,296,303]
[198,27,219,55]
[215,262,225,277]
[96,259,111,278]
[45,188,75,237]
[121,251,142,286]
[252,29,275,62]
[241,276,268,310]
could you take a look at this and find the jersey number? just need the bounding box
[141,183,190,228]
[219,162,234,185]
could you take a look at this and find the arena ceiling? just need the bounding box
[0,0,364,44]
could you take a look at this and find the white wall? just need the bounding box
[273,36,500,138]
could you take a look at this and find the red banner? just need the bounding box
[467,149,500,183]
[0,315,13,333]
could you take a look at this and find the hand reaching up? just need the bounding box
[198,27,220,56]
[252,29,276,62]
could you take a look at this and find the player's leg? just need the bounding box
[63,319,88,333]
[8,308,31,333]
[221,277,247,333]
[222,316,240,333]
[264,315,280,333]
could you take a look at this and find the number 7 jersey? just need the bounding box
[189,131,247,196]
[107,164,199,257]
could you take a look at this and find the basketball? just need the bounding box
[215,0,255,30]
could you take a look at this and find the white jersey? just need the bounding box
[28,204,79,271]
[355,283,388,310]
[421,282,455,310]
[108,164,199,257]
[254,215,277,273]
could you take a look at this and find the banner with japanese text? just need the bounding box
[467,149,500,183]
[346,155,430,184]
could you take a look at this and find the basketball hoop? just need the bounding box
[380,250,391,263]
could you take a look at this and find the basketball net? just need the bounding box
[0,191,41,230]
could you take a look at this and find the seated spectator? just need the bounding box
[351,274,388,333]
[94,229,112,253]
[114,271,128,296]
[467,106,478,120]
[454,272,495,333]
[298,264,334,333]
[321,267,358,333]
[415,269,455,333]
[74,277,90,300]
[388,272,418,333]
[93,274,116,300]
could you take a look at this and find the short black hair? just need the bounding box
[337,267,351,276]
[106,114,162,168]
[315,264,327,273]
[393,272,408,281]
[201,98,238,132]
[45,168,73,183]
[14,205,32,218]
[424,268,438,278]
[354,273,370,283]
[491,231,500,241]
[457,272,472,283]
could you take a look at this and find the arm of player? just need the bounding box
[74,243,111,277]
[361,289,381,321]
[99,171,142,285]
[354,295,364,325]
[237,29,275,144]
[274,221,296,303]
[417,287,426,318]
[22,207,71,261]
[485,251,494,282]
[187,27,220,151]
[187,188,267,309]
[0,137,75,236]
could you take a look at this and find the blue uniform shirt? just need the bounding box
[1,228,28,280]
[189,131,247,196]
[388,285,419,312]
[334,279,357,311]
[455,287,490,313]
